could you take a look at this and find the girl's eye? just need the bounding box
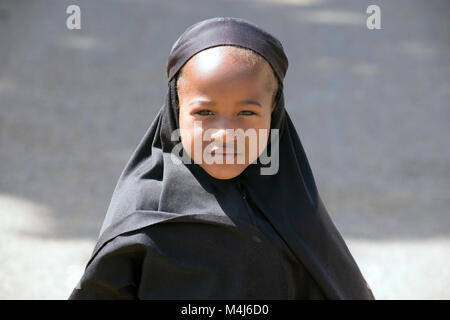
[239,111,256,116]
[194,110,256,116]
[195,110,214,116]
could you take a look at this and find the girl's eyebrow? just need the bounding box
[190,99,262,107]
[237,99,262,107]
[190,99,215,106]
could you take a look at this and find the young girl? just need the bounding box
[69,17,375,300]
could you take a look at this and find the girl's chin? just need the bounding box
[200,163,248,180]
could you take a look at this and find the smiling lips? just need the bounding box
[210,147,241,156]
[211,151,240,156]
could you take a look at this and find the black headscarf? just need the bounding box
[91,17,375,300]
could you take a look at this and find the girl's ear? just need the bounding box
[271,84,281,112]
[271,89,280,112]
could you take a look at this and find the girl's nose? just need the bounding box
[209,120,240,149]
[210,128,235,146]
[209,117,237,138]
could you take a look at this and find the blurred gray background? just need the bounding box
[0,0,449,299]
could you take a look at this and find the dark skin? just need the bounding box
[177,46,278,180]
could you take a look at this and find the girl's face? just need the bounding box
[177,46,277,180]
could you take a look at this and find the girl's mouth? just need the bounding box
[211,150,241,156]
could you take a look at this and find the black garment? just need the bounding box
[69,203,326,299]
[69,17,375,300]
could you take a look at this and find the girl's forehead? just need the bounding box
[182,60,270,88]
[177,46,277,99]
[184,46,270,74]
